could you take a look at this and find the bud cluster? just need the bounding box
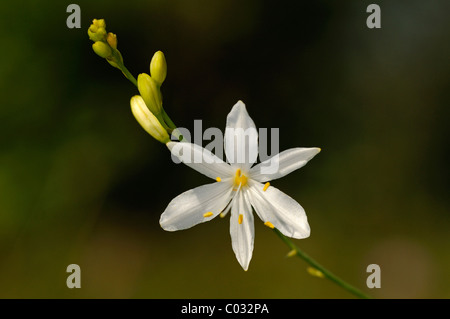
[88,19,175,144]
[88,19,123,69]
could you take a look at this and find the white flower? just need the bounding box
[160,101,320,270]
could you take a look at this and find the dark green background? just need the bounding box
[0,0,449,298]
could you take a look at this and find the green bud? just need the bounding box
[150,51,167,86]
[130,95,169,144]
[92,41,112,59]
[137,73,162,116]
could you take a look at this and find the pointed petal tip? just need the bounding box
[159,212,183,232]
[231,100,247,112]
[160,222,176,232]
[240,261,250,271]
[159,217,175,231]
[292,227,311,239]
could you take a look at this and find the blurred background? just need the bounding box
[0,0,449,298]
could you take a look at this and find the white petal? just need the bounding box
[229,189,254,271]
[167,142,234,180]
[248,181,310,239]
[249,147,320,182]
[224,101,258,171]
[160,182,233,231]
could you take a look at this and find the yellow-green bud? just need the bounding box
[97,28,107,39]
[150,51,167,86]
[89,24,98,33]
[106,32,118,50]
[130,95,169,143]
[88,19,108,42]
[92,19,106,29]
[137,73,162,116]
[92,41,112,59]
[88,28,107,42]
[94,19,106,29]
[88,29,96,41]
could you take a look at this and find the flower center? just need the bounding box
[233,168,248,188]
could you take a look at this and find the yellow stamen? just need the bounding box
[238,214,243,224]
[307,267,325,279]
[203,212,213,218]
[234,169,248,187]
[264,221,275,229]
[263,182,270,191]
[220,212,226,218]
[286,249,297,258]
[216,177,221,182]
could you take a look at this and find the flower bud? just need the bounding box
[88,19,107,42]
[137,73,162,116]
[89,24,98,33]
[106,32,118,50]
[93,19,106,29]
[88,29,106,42]
[130,95,169,143]
[92,41,112,59]
[150,51,167,86]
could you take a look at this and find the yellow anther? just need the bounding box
[286,249,297,258]
[203,212,213,218]
[216,177,221,182]
[264,221,275,229]
[238,214,243,224]
[234,169,248,187]
[263,182,270,191]
[307,267,325,279]
[220,212,226,218]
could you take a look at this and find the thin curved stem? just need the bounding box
[273,228,372,299]
[119,64,137,87]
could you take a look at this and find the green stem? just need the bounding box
[120,64,137,87]
[161,109,185,141]
[272,228,372,299]
[162,108,177,130]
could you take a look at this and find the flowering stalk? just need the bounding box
[88,18,371,299]
[88,19,137,86]
[88,19,183,140]
[273,228,372,299]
